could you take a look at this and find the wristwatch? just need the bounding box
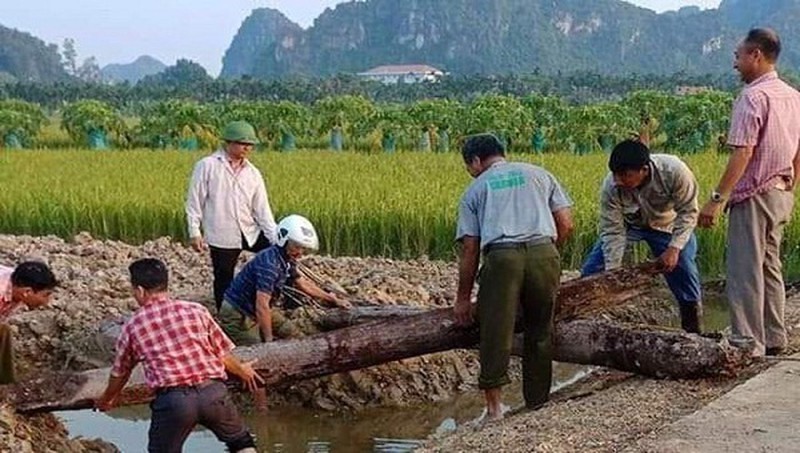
[710,190,725,203]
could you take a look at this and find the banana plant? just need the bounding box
[313,95,376,150]
[0,100,47,148]
[61,100,127,149]
[521,94,568,153]
[405,99,462,152]
[662,91,732,153]
[463,95,532,152]
[136,100,217,150]
[622,90,675,149]
[370,104,412,153]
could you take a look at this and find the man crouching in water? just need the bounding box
[96,258,263,453]
[219,214,351,410]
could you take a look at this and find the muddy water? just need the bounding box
[58,363,585,452]
[59,298,730,452]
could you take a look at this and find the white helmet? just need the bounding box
[276,215,319,250]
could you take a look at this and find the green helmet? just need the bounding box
[222,121,259,145]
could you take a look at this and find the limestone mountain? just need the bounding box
[220,8,305,79]
[220,0,800,78]
[0,24,68,83]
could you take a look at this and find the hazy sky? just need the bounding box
[0,1,721,76]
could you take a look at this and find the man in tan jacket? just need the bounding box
[581,140,702,333]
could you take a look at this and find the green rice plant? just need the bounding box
[1,150,799,280]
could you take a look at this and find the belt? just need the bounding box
[155,378,219,395]
[483,237,554,253]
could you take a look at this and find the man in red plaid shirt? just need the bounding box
[95,258,262,453]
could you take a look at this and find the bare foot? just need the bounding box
[471,404,510,428]
[486,406,505,421]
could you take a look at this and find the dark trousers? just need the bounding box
[0,323,15,385]
[148,381,256,453]
[477,242,560,408]
[209,232,271,311]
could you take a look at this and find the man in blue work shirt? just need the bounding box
[220,214,350,345]
[219,214,350,411]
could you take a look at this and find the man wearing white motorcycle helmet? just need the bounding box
[220,215,350,411]
[221,215,350,344]
[276,214,320,259]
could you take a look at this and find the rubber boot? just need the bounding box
[679,303,702,334]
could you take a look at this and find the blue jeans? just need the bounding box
[581,229,701,306]
[148,380,256,453]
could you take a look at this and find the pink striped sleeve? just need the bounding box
[727,93,762,148]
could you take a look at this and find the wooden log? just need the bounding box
[5,314,749,414]
[549,321,750,378]
[315,306,427,331]
[94,263,661,351]
[8,263,747,414]
[317,262,662,331]
[554,262,661,320]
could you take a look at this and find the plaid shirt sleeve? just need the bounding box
[111,322,137,378]
[204,309,235,357]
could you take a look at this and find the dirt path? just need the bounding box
[419,293,800,453]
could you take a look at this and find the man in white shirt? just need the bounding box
[186,121,278,312]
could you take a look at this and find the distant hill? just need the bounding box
[220,0,800,78]
[220,8,304,79]
[0,24,68,83]
[101,55,167,84]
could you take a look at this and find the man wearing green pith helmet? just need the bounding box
[186,121,278,313]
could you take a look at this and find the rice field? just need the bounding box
[2,149,799,278]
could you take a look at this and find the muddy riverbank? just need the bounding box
[0,233,713,451]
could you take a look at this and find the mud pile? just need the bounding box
[0,233,481,410]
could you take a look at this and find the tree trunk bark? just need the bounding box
[317,262,662,331]
[315,306,427,331]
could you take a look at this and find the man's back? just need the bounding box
[115,297,232,389]
[457,161,571,250]
[224,246,290,318]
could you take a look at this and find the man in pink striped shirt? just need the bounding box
[96,258,262,452]
[699,28,800,357]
